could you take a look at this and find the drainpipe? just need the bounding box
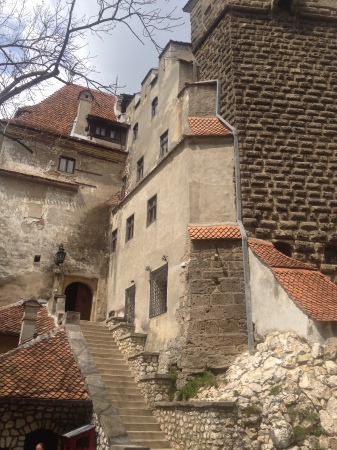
[193,79,255,353]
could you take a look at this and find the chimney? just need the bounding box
[72,90,93,137]
[19,298,40,344]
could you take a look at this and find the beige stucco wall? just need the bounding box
[0,131,125,320]
[249,249,336,344]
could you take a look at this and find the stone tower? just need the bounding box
[184,0,337,281]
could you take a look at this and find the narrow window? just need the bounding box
[58,157,75,174]
[137,157,144,182]
[133,123,138,141]
[120,176,126,200]
[160,131,169,157]
[325,245,337,265]
[126,214,134,242]
[151,97,158,117]
[125,284,136,323]
[149,264,168,318]
[111,229,118,253]
[147,195,157,226]
[278,0,292,11]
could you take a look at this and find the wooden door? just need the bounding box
[76,283,92,321]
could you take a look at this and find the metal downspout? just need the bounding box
[193,79,254,353]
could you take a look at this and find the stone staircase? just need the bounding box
[79,321,171,450]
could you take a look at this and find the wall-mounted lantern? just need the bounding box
[56,244,67,265]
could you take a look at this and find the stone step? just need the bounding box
[112,400,150,409]
[119,415,160,425]
[98,375,135,383]
[105,391,144,402]
[124,423,162,432]
[128,431,168,441]
[133,440,170,449]
[80,330,111,337]
[116,408,154,416]
[104,385,141,394]
[99,369,132,377]
[94,360,128,368]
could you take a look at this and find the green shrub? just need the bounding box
[168,367,178,401]
[242,404,262,417]
[233,390,240,397]
[293,426,307,442]
[269,385,282,395]
[176,371,218,401]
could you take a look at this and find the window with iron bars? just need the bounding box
[126,214,134,242]
[125,284,136,323]
[147,195,157,226]
[160,131,168,157]
[137,157,144,182]
[149,264,168,318]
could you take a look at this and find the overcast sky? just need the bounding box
[85,0,192,95]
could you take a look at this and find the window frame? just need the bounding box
[111,229,118,253]
[58,156,75,174]
[136,157,144,183]
[147,195,157,226]
[160,131,169,157]
[149,264,168,318]
[151,97,158,117]
[133,123,138,141]
[125,214,135,242]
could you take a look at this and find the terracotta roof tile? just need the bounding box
[188,117,232,137]
[0,329,89,401]
[0,301,55,336]
[11,85,116,137]
[249,239,337,322]
[248,240,313,269]
[189,225,241,240]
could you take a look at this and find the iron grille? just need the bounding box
[125,285,136,323]
[149,264,168,318]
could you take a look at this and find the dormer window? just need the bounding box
[96,126,106,137]
[110,130,121,141]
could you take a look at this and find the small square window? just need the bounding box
[147,195,157,226]
[121,176,126,200]
[137,157,144,182]
[96,126,106,136]
[58,157,75,174]
[149,264,168,318]
[111,229,117,253]
[110,130,121,141]
[126,214,134,242]
[160,131,168,157]
[152,97,158,117]
[133,123,138,141]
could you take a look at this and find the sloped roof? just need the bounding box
[188,225,241,240]
[0,329,89,401]
[188,117,232,137]
[249,239,337,322]
[0,301,55,336]
[11,85,116,137]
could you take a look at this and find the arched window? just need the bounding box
[133,123,138,140]
[151,97,158,117]
[273,242,292,257]
[324,245,337,265]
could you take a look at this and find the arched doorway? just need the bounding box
[65,282,92,321]
[24,429,58,450]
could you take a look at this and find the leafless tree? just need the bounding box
[0,0,181,119]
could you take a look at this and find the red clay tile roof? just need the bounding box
[0,301,55,336]
[11,85,116,137]
[188,117,232,136]
[249,239,337,322]
[248,240,313,270]
[189,225,241,240]
[0,329,89,401]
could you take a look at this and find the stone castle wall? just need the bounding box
[190,4,337,277]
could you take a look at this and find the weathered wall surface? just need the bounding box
[190,3,337,277]
[170,239,247,374]
[0,132,125,319]
[0,400,91,449]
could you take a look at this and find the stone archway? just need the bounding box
[65,282,93,321]
[24,429,58,450]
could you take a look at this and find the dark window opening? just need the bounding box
[34,255,41,262]
[59,156,75,174]
[278,0,292,11]
[95,126,106,136]
[273,242,292,257]
[126,214,134,242]
[110,130,121,141]
[325,245,337,265]
[125,284,136,323]
[152,97,158,117]
[111,229,117,253]
[147,195,157,226]
[137,157,144,182]
[204,4,212,15]
[120,176,126,200]
[160,131,169,157]
[133,123,138,141]
[149,264,168,318]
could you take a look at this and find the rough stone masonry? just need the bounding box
[187,0,337,280]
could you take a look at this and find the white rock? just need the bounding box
[270,420,294,449]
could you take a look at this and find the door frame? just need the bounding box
[62,275,98,322]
